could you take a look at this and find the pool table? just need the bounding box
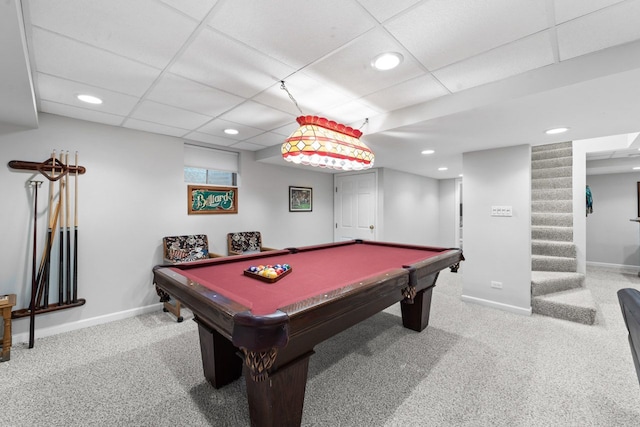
[153,240,463,427]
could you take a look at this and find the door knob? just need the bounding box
[369,225,374,230]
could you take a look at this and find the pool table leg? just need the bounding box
[401,285,434,332]
[195,318,243,388]
[244,351,313,427]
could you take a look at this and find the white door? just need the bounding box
[334,171,377,241]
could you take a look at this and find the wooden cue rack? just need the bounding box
[8,155,87,319]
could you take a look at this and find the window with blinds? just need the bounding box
[183,144,238,186]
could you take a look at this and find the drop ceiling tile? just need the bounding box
[147,73,244,117]
[130,100,212,129]
[304,27,425,98]
[229,141,266,151]
[158,0,220,21]
[39,100,125,127]
[197,119,264,140]
[324,100,382,127]
[207,0,376,68]
[36,73,139,116]
[31,28,161,97]
[385,0,548,70]
[29,0,197,68]
[253,74,354,117]
[123,118,189,137]
[362,74,449,111]
[271,122,300,137]
[433,32,555,93]
[554,0,625,24]
[557,0,640,60]
[170,27,294,98]
[184,131,237,146]
[245,132,287,147]
[218,101,296,132]
[356,0,422,22]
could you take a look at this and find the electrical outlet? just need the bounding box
[491,281,503,289]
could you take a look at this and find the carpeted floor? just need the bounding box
[2,266,639,426]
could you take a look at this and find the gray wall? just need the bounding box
[586,172,640,269]
[380,168,440,245]
[1,113,335,340]
[462,145,531,314]
[438,178,457,247]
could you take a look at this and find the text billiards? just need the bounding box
[153,240,463,427]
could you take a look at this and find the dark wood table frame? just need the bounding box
[153,241,463,427]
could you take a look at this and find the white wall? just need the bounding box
[0,113,334,340]
[586,172,640,270]
[438,178,457,247]
[380,168,440,245]
[462,145,531,314]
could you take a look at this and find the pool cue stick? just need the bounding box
[35,151,56,308]
[72,151,79,303]
[65,152,71,305]
[29,180,43,349]
[35,200,60,308]
[58,153,66,305]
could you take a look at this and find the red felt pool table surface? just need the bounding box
[171,241,444,315]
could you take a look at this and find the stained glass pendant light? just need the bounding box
[280,82,375,171]
[282,115,375,171]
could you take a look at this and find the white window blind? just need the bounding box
[184,144,238,173]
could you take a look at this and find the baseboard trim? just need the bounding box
[12,303,163,344]
[586,261,640,275]
[461,294,532,316]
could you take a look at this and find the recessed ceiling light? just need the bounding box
[438,167,448,171]
[545,127,569,135]
[224,128,239,135]
[633,167,640,170]
[371,52,403,71]
[459,174,463,177]
[421,149,435,155]
[77,94,102,104]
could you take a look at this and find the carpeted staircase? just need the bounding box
[531,142,597,325]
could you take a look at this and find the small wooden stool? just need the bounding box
[0,294,16,362]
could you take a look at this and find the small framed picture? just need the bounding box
[289,186,312,212]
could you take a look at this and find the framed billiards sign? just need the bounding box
[188,185,238,214]
[289,186,312,212]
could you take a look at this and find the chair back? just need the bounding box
[227,231,263,255]
[618,288,640,387]
[163,234,210,263]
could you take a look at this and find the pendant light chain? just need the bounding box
[280,81,304,116]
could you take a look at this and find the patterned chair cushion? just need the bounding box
[163,234,210,263]
[228,231,262,255]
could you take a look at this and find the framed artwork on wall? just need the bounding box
[289,186,312,212]
[188,185,238,214]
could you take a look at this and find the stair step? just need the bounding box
[532,213,573,227]
[532,166,572,180]
[532,255,577,272]
[532,157,572,170]
[532,200,572,213]
[532,226,573,242]
[532,177,572,190]
[531,147,573,161]
[532,288,597,325]
[531,271,585,296]
[532,141,572,152]
[532,188,572,201]
[532,240,576,257]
